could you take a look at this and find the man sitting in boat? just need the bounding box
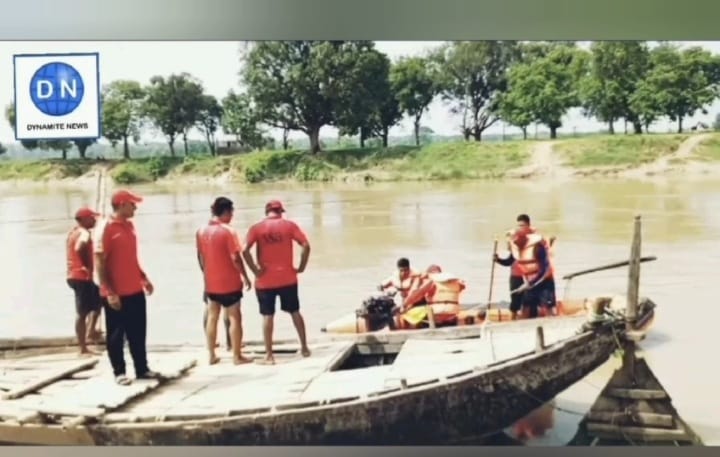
[399,265,465,328]
[377,257,422,301]
[501,227,552,319]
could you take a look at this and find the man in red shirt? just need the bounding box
[94,190,160,386]
[66,207,101,355]
[242,200,311,365]
[196,197,252,365]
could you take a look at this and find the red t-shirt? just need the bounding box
[197,220,244,294]
[66,226,93,281]
[245,214,308,290]
[94,217,145,297]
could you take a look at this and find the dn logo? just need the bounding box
[29,62,85,117]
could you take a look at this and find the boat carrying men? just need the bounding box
[66,195,559,374]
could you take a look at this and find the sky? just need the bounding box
[1,40,720,145]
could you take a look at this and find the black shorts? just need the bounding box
[206,290,243,307]
[256,283,300,316]
[67,279,101,315]
[522,278,556,317]
[509,275,524,312]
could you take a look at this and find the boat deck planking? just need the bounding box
[0,315,594,428]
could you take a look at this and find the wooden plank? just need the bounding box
[585,422,690,442]
[606,388,668,400]
[586,411,675,428]
[1,358,99,400]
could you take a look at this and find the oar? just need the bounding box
[561,256,657,280]
[561,256,657,302]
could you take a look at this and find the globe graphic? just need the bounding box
[29,62,85,116]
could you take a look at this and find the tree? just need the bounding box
[434,41,520,141]
[390,56,438,146]
[505,44,587,139]
[4,104,72,158]
[497,90,533,140]
[73,138,96,159]
[5,104,39,151]
[241,40,376,154]
[143,73,206,156]
[334,48,401,148]
[0,142,5,155]
[221,91,266,150]
[637,44,720,133]
[102,80,145,158]
[580,42,651,135]
[196,94,223,155]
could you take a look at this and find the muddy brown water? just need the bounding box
[0,178,718,445]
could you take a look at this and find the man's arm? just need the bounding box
[528,243,549,288]
[291,223,311,273]
[228,229,250,284]
[195,229,204,272]
[75,230,92,271]
[93,222,116,296]
[494,253,515,267]
[241,227,262,277]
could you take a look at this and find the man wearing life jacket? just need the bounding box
[378,257,422,300]
[66,207,102,356]
[506,227,552,319]
[400,264,465,327]
[495,214,557,318]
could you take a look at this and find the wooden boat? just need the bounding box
[321,294,656,340]
[0,306,643,446]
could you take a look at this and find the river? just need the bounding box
[0,177,718,445]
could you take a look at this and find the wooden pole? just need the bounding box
[487,238,498,310]
[626,215,642,331]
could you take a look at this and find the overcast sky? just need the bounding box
[1,41,719,144]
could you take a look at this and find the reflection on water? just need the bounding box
[0,178,718,444]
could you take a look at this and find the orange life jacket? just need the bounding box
[510,233,545,278]
[385,269,421,298]
[425,273,464,324]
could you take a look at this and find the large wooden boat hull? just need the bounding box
[0,312,631,446]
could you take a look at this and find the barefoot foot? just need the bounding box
[233,355,253,365]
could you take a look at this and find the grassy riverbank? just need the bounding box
[554,134,690,168]
[0,133,717,185]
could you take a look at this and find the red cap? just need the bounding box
[75,207,99,219]
[265,200,285,213]
[111,189,143,206]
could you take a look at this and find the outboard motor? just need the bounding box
[356,294,398,331]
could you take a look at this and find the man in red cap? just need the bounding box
[66,206,102,355]
[242,200,311,364]
[94,189,160,385]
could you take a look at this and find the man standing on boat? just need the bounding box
[242,200,311,365]
[494,214,557,318]
[196,197,253,366]
[377,257,422,301]
[499,226,552,319]
[94,190,161,386]
[66,207,102,356]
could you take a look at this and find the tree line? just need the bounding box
[2,40,720,159]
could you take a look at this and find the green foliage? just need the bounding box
[504,44,588,138]
[221,91,265,150]
[434,41,520,141]
[390,56,438,146]
[143,73,206,156]
[102,80,146,158]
